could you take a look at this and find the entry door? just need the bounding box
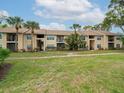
[37,40,43,51]
[90,40,95,50]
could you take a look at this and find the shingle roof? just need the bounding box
[0,27,118,36]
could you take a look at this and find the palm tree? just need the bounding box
[109,0,124,8]
[67,24,82,50]
[83,25,94,30]
[6,16,23,51]
[0,15,8,24]
[23,21,40,51]
[70,24,81,34]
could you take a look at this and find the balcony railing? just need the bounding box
[36,38,45,41]
[57,39,64,43]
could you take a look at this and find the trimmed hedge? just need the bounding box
[0,48,10,66]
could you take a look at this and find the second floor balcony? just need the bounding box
[57,39,64,43]
[89,36,95,39]
[108,36,114,43]
[7,33,17,42]
[57,36,64,43]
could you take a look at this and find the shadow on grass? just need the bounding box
[0,63,12,80]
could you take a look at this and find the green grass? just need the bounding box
[0,54,124,93]
[10,50,124,57]
[10,51,69,57]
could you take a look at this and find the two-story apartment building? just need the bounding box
[0,27,122,51]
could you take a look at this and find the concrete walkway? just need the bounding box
[6,53,122,60]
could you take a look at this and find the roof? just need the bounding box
[0,27,118,36]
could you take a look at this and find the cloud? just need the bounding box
[0,10,9,18]
[34,0,105,24]
[40,22,66,30]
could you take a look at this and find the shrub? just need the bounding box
[0,48,10,66]
[65,33,86,50]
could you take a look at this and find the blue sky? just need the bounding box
[0,0,121,32]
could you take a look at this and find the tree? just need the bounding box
[0,24,8,28]
[83,25,94,30]
[83,25,103,31]
[65,33,86,50]
[23,21,40,51]
[0,15,7,24]
[102,0,124,32]
[0,48,10,66]
[70,24,81,34]
[66,24,84,50]
[6,16,23,51]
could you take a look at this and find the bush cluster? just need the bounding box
[0,48,10,66]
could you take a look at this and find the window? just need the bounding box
[0,33,2,39]
[116,44,120,48]
[97,44,101,49]
[47,35,55,40]
[0,44,2,48]
[26,35,32,40]
[97,36,101,40]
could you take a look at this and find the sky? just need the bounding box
[0,0,121,32]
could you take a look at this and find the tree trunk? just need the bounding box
[74,29,77,35]
[15,28,18,52]
[31,29,34,52]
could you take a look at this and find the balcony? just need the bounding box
[89,36,95,39]
[36,35,45,41]
[57,36,64,43]
[37,35,44,38]
[7,33,17,43]
[108,36,114,43]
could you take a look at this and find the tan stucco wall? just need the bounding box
[85,36,90,50]
[0,33,7,48]
[94,36,102,50]
[0,33,123,51]
[114,36,122,48]
[18,34,23,50]
[46,35,57,47]
[103,35,108,49]
[85,35,109,50]
[18,34,38,51]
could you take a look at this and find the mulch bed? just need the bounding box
[0,63,12,80]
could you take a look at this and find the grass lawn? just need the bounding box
[0,54,124,93]
[10,50,124,57]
